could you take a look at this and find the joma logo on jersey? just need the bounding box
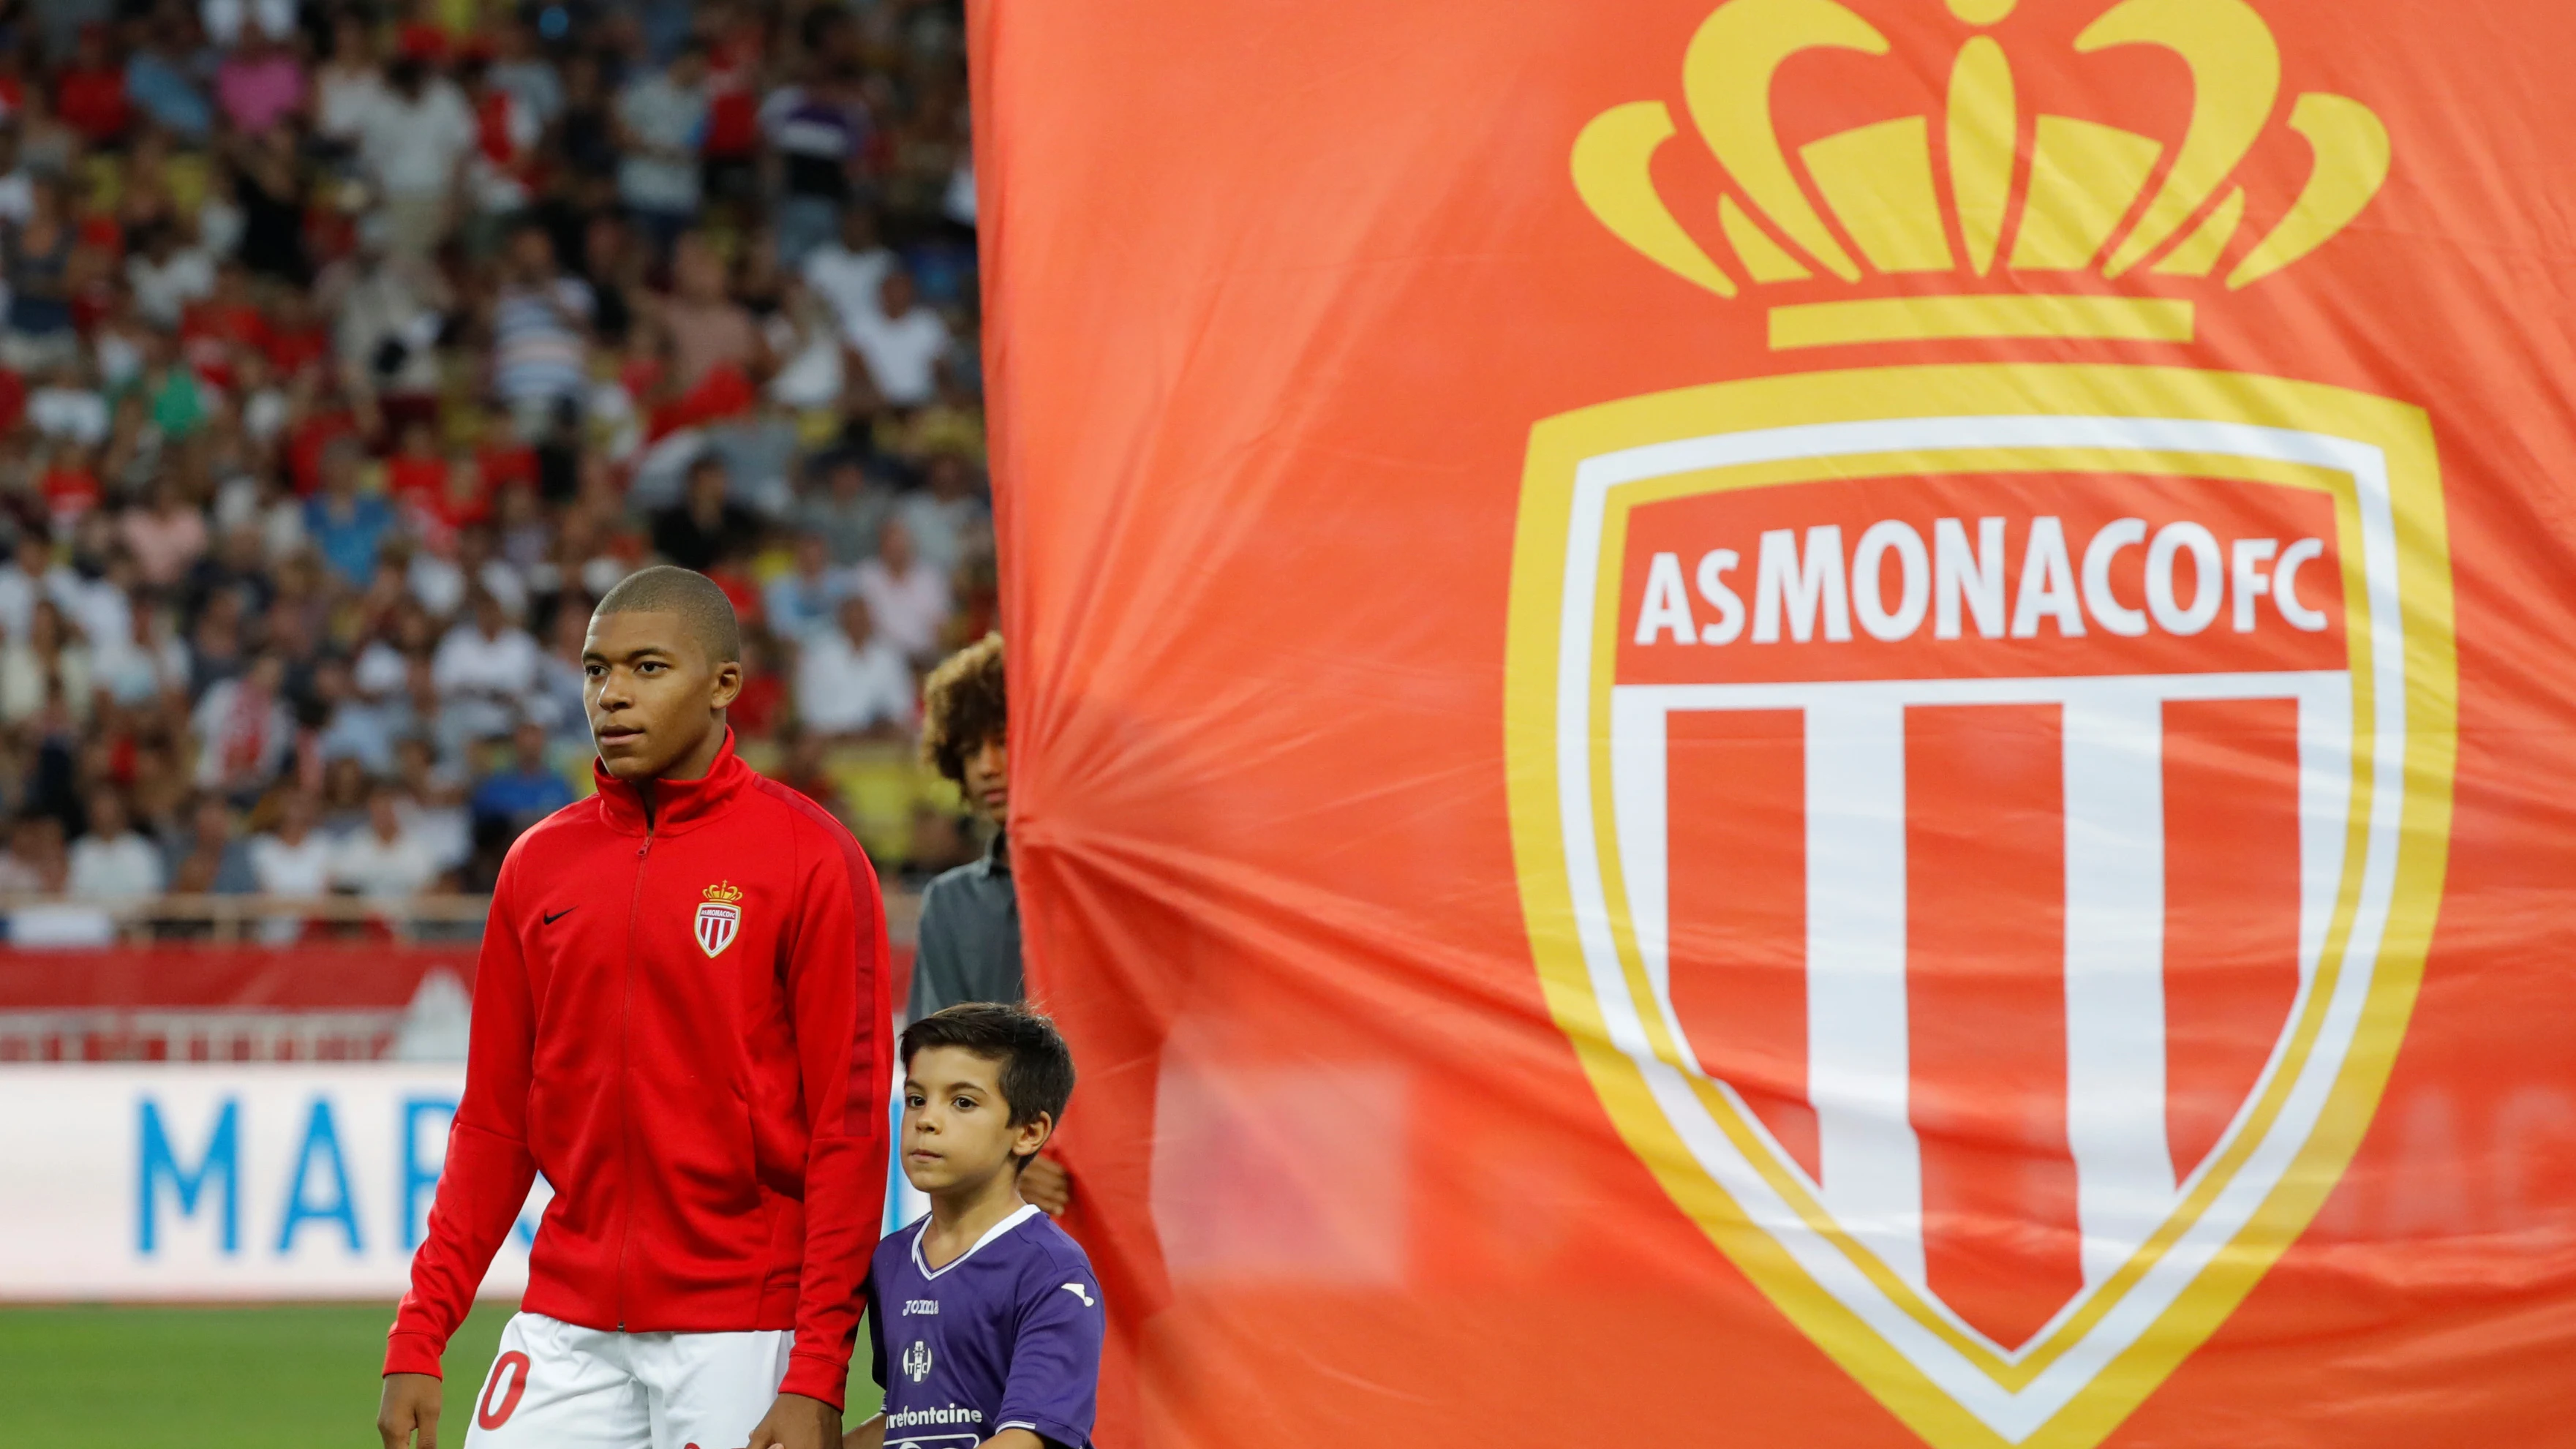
[1510,1,2458,1446]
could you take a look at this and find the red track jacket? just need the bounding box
[385,732,892,1408]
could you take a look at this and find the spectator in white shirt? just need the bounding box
[393,736,472,872]
[333,783,443,900]
[312,655,394,775]
[794,595,914,739]
[125,222,216,328]
[388,657,480,775]
[0,599,91,726]
[894,451,991,579]
[614,43,710,254]
[27,364,109,447]
[353,599,438,703]
[411,525,530,622]
[94,599,189,706]
[763,277,848,412]
[0,128,33,227]
[432,590,543,742]
[250,791,335,892]
[0,529,80,644]
[246,791,334,941]
[843,269,950,407]
[356,55,478,256]
[849,519,950,662]
[312,13,387,148]
[61,549,137,655]
[202,0,295,50]
[192,653,293,799]
[800,205,893,335]
[335,246,451,404]
[486,19,564,129]
[67,789,164,900]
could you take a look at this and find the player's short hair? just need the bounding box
[919,633,1004,786]
[593,565,742,663]
[902,1003,1075,1164]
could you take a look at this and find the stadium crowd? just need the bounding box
[0,0,993,911]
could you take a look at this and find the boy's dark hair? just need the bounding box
[918,633,1005,786]
[594,565,742,663]
[901,1003,1074,1164]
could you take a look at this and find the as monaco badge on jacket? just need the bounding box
[696,881,745,958]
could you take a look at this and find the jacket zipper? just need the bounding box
[614,827,652,1331]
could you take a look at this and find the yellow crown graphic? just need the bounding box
[701,881,745,904]
[1573,0,2388,349]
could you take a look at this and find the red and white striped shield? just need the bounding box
[695,900,742,959]
[1507,368,2456,1448]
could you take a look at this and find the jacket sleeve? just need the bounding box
[384,859,539,1378]
[777,813,894,1408]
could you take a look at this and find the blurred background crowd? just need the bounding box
[0,0,994,920]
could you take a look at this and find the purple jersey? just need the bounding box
[866,1204,1103,1449]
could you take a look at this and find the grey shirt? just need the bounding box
[908,831,1023,1020]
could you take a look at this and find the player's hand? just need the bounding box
[745,1390,840,1449]
[1022,1153,1072,1215]
[377,1371,443,1449]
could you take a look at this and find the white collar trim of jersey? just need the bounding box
[911,1202,1042,1279]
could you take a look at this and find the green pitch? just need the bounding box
[0,1303,882,1445]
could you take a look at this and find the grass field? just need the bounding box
[0,1303,881,1445]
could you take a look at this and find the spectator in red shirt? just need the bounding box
[432,451,495,532]
[727,627,788,738]
[395,3,453,69]
[181,261,271,388]
[37,443,101,524]
[0,366,28,438]
[699,16,766,208]
[475,424,537,494]
[0,50,27,125]
[283,374,362,497]
[385,418,446,515]
[54,29,130,146]
[260,288,330,379]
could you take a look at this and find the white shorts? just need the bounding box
[462,1312,794,1449]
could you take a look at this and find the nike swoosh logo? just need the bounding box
[543,908,576,925]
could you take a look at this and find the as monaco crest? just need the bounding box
[1507,1,2459,1447]
[696,881,745,959]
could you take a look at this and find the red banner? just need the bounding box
[982,0,2576,1445]
[0,947,480,1011]
[0,947,480,1061]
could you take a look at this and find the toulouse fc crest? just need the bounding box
[696,881,745,958]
